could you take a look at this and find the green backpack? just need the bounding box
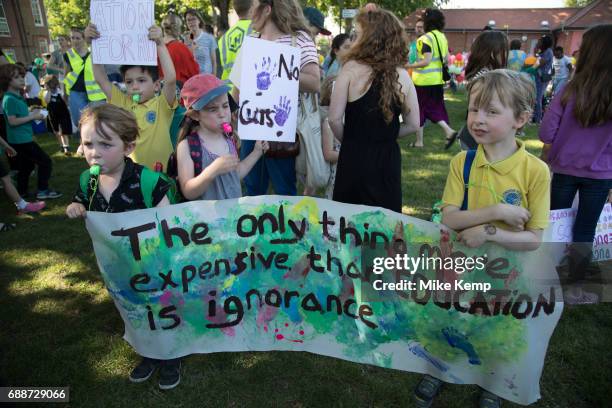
[79,166,178,208]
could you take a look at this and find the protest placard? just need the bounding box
[549,204,612,261]
[235,37,300,142]
[90,0,156,66]
[86,196,564,405]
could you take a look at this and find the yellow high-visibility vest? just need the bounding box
[63,48,106,101]
[412,30,448,86]
[218,20,252,83]
[1,50,15,64]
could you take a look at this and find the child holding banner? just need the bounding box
[84,23,178,171]
[416,69,550,408]
[176,74,268,200]
[539,24,612,304]
[65,104,184,389]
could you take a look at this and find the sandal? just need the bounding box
[479,390,502,408]
[444,132,458,150]
[414,375,443,408]
[0,223,16,232]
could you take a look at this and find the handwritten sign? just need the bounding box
[548,204,612,261]
[235,37,300,142]
[86,196,564,405]
[90,0,156,66]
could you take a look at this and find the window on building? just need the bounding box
[0,1,10,36]
[39,38,48,54]
[31,0,44,27]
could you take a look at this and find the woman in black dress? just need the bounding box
[329,7,419,213]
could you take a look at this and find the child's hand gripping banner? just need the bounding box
[86,196,564,405]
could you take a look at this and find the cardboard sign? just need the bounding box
[549,204,612,261]
[90,0,156,66]
[236,37,300,142]
[86,196,564,405]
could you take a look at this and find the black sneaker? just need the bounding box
[129,357,159,383]
[158,359,181,390]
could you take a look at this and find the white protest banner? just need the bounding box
[237,37,300,142]
[86,196,564,405]
[90,0,156,66]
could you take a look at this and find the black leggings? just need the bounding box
[11,142,52,195]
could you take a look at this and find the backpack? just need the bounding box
[79,166,178,208]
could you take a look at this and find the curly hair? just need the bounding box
[343,8,408,123]
[253,0,310,35]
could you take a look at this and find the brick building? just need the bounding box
[404,0,612,55]
[0,0,51,64]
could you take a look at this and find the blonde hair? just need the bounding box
[467,69,535,119]
[253,0,310,35]
[79,105,139,146]
[162,13,182,39]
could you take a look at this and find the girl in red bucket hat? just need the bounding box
[176,74,268,200]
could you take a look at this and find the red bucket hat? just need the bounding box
[180,74,231,110]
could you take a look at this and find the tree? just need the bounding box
[301,0,445,21]
[46,0,216,38]
[564,0,594,6]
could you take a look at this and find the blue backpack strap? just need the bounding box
[187,133,203,176]
[461,150,477,211]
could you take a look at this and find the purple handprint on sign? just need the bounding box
[255,57,277,91]
[273,96,291,127]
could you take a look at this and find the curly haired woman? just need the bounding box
[329,6,419,212]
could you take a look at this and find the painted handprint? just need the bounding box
[254,57,277,91]
[273,96,291,127]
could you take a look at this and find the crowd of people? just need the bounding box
[1,0,611,404]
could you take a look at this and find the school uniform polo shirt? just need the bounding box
[2,91,34,144]
[442,139,550,230]
[110,86,177,171]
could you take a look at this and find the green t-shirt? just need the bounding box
[2,91,33,144]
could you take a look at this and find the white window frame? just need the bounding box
[31,0,44,27]
[0,1,10,36]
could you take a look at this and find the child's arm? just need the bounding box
[176,139,238,200]
[237,140,268,179]
[457,225,543,251]
[442,204,530,231]
[6,110,43,126]
[321,118,338,164]
[150,26,176,106]
[84,23,113,100]
[66,202,87,219]
[397,68,420,137]
[329,62,352,141]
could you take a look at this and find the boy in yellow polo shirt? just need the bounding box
[441,69,550,251]
[85,23,177,171]
[415,69,550,408]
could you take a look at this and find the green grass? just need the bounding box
[1,91,611,407]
